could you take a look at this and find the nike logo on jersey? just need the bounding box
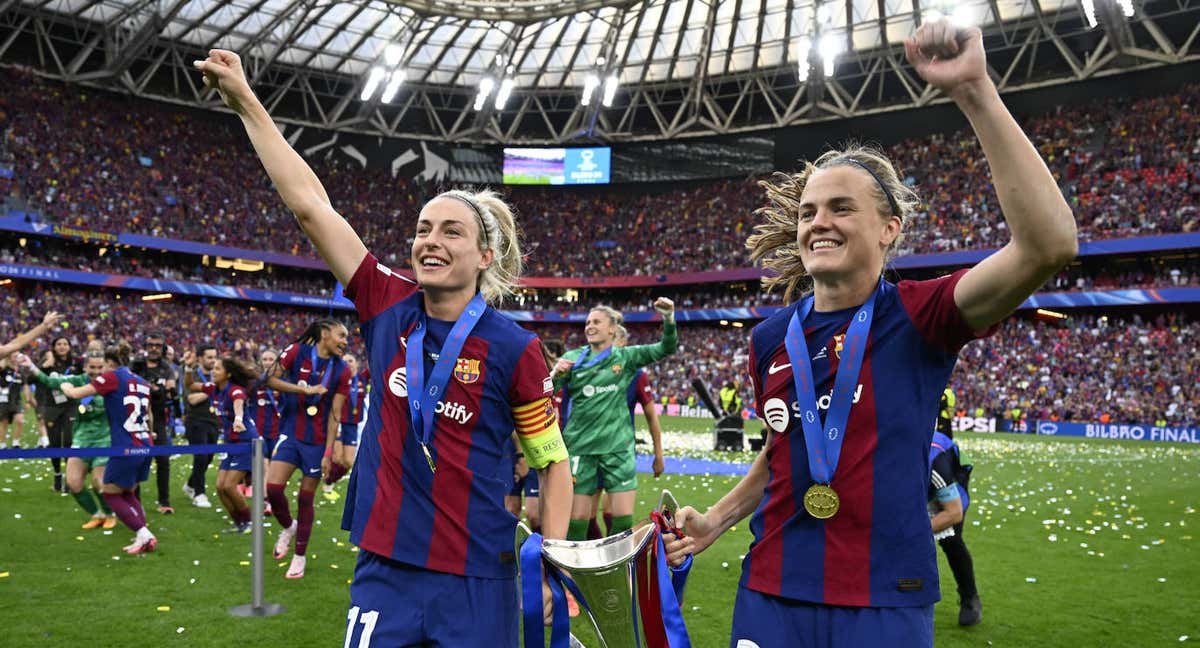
[813,347,828,361]
[767,362,792,375]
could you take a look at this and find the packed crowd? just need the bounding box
[951,314,1198,428]
[6,282,1192,427]
[0,236,333,295]
[5,230,1196,311]
[0,283,356,353]
[3,68,1197,277]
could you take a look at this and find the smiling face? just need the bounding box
[796,165,901,284]
[83,355,105,378]
[411,197,494,300]
[344,354,358,373]
[584,310,618,347]
[320,324,349,357]
[212,360,228,386]
[53,338,70,361]
[259,350,277,372]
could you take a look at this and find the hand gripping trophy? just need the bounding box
[518,490,693,648]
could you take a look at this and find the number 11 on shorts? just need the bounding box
[344,606,380,648]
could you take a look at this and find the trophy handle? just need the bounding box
[656,489,681,526]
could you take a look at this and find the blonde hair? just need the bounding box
[435,188,523,305]
[746,144,920,303]
[589,305,623,327]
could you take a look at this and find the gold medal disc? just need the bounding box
[803,484,840,519]
[78,404,87,414]
[306,405,319,416]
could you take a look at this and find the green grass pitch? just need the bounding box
[0,415,1196,647]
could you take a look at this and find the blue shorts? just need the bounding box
[219,441,254,473]
[339,423,359,446]
[271,436,324,479]
[265,436,279,459]
[103,456,152,490]
[729,586,933,648]
[508,468,541,498]
[346,550,517,648]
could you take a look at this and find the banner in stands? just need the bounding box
[1035,420,1200,444]
[953,417,998,433]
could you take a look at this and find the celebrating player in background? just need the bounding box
[60,343,159,554]
[585,324,666,539]
[131,333,178,513]
[19,350,117,529]
[322,352,367,501]
[664,19,1077,647]
[554,303,676,541]
[192,356,260,533]
[194,48,572,646]
[263,319,350,579]
[182,345,220,508]
[251,348,283,495]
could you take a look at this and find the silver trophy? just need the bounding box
[522,490,685,648]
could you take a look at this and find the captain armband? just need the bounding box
[512,397,568,470]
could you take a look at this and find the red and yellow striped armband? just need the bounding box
[512,397,568,470]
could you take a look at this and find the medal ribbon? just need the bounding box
[304,346,335,410]
[348,374,360,420]
[405,293,487,471]
[783,279,880,487]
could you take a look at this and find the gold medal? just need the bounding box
[803,484,840,519]
[306,405,318,416]
[78,404,87,414]
[421,443,436,473]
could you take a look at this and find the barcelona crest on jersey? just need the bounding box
[454,357,482,384]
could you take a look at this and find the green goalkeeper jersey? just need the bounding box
[557,320,677,456]
[30,370,109,447]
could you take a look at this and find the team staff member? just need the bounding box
[39,334,81,493]
[665,19,1077,647]
[938,386,956,437]
[195,45,572,645]
[131,333,178,513]
[61,343,159,555]
[0,355,26,449]
[19,350,117,529]
[182,345,220,509]
[554,303,676,541]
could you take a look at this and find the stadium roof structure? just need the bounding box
[0,0,1196,143]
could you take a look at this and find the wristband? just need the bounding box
[323,447,333,458]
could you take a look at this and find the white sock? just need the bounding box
[136,527,154,542]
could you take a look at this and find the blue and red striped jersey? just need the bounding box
[341,253,558,579]
[626,369,655,426]
[277,342,351,445]
[742,270,994,608]
[201,382,258,443]
[341,369,370,425]
[253,385,281,441]
[91,367,153,448]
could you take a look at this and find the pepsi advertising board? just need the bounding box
[503,147,611,185]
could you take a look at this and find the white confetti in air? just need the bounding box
[1025,577,1037,583]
